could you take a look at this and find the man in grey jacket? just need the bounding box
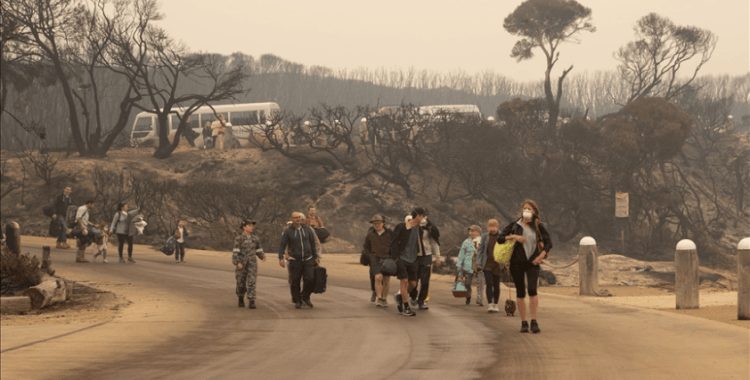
[278,212,319,309]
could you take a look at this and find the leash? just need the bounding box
[540,256,580,269]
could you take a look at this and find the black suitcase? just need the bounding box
[313,266,327,294]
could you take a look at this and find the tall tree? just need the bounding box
[614,13,717,104]
[503,0,595,130]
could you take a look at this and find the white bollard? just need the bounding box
[578,237,599,296]
[675,239,700,309]
[738,238,750,320]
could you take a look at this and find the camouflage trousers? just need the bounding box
[236,260,258,300]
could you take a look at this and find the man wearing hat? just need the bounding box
[234,220,266,309]
[389,207,428,316]
[363,214,392,307]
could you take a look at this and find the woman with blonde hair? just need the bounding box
[499,200,553,333]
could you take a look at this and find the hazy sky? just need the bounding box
[158,0,749,82]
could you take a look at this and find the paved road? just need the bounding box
[2,238,748,380]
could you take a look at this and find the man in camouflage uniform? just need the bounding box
[234,220,266,309]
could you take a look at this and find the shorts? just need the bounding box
[396,259,418,281]
[369,256,385,277]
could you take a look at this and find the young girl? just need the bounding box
[457,225,482,305]
[92,222,110,263]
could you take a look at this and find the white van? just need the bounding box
[130,102,281,148]
[415,104,482,120]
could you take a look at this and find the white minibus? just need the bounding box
[130,102,281,148]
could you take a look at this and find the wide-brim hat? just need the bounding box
[369,214,385,223]
[468,225,482,233]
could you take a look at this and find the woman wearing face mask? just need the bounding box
[499,200,553,333]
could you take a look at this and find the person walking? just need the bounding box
[234,220,266,309]
[408,216,441,310]
[202,121,213,149]
[457,225,481,305]
[278,212,319,309]
[212,114,227,150]
[363,214,392,307]
[389,207,428,316]
[499,200,553,333]
[51,186,73,249]
[108,202,141,264]
[476,219,505,313]
[174,220,189,263]
[74,200,102,263]
[92,222,110,263]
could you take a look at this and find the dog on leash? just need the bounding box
[505,299,517,316]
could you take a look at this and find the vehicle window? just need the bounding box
[134,116,153,131]
[259,110,266,125]
[232,111,259,126]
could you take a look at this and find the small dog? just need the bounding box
[505,299,517,316]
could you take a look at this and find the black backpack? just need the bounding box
[43,200,56,217]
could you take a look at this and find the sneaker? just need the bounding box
[520,321,529,333]
[381,298,389,307]
[530,320,541,333]
[248,300,256,309]
[409,297,417,307]
[119,257,126,263]
[418,304,429,310]
[175,260,180,264]
[493,304,500,313]
[402,304,416,316]
[370,291,377,302]
[103,259,109,263]
[303,299,313,309]
[127,257,136,263]
[238,297,245,307]
[395,293,403,313]
[488,304,495,313]
[375,298,384,307]
[477,300,483,306]
[294,302,302,309]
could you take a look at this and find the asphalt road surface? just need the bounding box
[2,238,748,380]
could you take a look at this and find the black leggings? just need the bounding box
[509,261,540,298]
[117,234,134,258]
[483,270,501,304]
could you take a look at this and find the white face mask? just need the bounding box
[523,210,533,219]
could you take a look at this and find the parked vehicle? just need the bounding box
[130,102,281,148]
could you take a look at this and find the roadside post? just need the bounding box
[738,237,750,320]
[578,236,599,296]
[5,222,21,255]
[675,239,700,309]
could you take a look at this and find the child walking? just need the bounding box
[93,222,110,263]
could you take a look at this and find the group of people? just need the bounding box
[201,114,229,150]
[47,187,149,264]
[361,201,552,333]
[47,186,552,333]
[233,209,324,310]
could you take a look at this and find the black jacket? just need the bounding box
[54,193,73,216]
[498,219,553,264]
[389,222,425,261]
[278,223,317,261]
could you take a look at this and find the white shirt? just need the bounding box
[76,205,90,227]
[177,227,185,243]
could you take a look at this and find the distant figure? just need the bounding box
[363,214,392,307]
[51,186,73,249]
[305,206,330,243]
[109,202,140,264]
[234,220,266,309]
[475,219,505,313]
[202,121,213,149]
[457,225,481,306]
[409,216,441,310]
[390,207,428,316]
[174,220,189,263]
[74,200,102,263]
[212,114,227,150]
[92,222,110,263]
